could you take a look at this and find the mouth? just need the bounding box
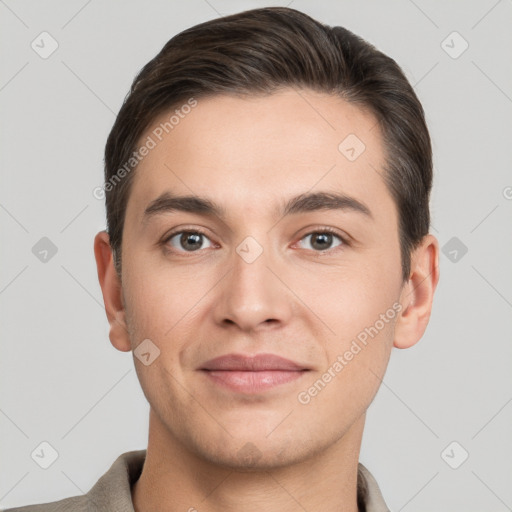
[199,353,310,393]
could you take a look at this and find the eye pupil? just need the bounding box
[311,233,332,250]
[181,232,202,251]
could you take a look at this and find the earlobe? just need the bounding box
[94,231,132,352]
[393,234,440,349]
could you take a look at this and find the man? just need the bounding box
[8,6,439,512]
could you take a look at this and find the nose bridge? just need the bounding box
[213,234,292,331]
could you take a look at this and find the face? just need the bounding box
[111,89,409,468]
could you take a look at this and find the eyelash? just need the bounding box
[161,226,349,255]
[293,227,348,253]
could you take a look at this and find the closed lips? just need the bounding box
[199,353,310,371]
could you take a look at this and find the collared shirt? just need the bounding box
[5,450,390,511]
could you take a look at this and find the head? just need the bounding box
[95,7,439,469]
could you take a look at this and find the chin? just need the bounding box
[188,429,318,471]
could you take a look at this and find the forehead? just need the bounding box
[126,89,394,223]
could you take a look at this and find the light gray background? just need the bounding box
[1,1,511,510]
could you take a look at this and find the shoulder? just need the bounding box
[3,450,146,512]
[2,494,93,512]
[358,462,391,512]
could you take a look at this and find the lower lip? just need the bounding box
[202,370,306,393]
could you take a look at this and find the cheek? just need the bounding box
[122,255,219,360]
[296,310,396,425]
[122,267,203,403]
[293,256,400,337]
[295,257,400,404]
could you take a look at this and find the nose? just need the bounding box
[212,240,294,333]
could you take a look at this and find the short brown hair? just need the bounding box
[104,7,432,282]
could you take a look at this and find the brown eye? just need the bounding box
[167,231,213,252]
[298,231,344,252]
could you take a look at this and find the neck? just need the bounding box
[132,410,365,512]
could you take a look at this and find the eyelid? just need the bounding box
[161,226,216,254]
[293,226,350,251]
[160,225,351,255]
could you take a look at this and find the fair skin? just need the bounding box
[95,88,439,512]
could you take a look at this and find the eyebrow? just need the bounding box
[143,190,373,223]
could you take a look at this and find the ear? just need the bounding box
[394,234,440,349]
[94,231,131,352]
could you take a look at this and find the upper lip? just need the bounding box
[200,353,309,371]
